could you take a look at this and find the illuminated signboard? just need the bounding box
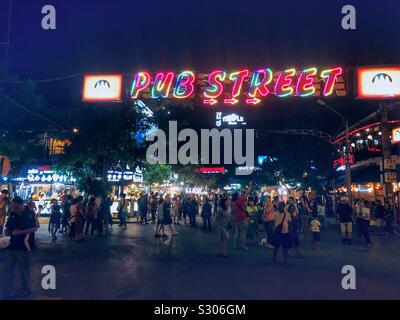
[194,167,226,174]
[357,66,400,99]
[83,74,123,102]
[392,127,400,143]
[107,167,143,183]
[83,66,345,105]
[26,168,76,184]
[216,112,246,127]
[332,155,355,169]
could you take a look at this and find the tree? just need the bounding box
[57,101,154,195]
[143,163,172,186]
[257,134,337,192]
[0,79,54,176]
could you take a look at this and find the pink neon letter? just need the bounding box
[321,67,343,96]
[229,69,249,98]
[131,72,151,99]
[248,68,273,97]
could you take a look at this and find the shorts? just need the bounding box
[340,222,353,233]
[274,233,292,249]
[312,232,320,242]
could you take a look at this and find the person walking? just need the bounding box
[271,202,292,265]
[117,193,128,229]
[288,203,302,257]
[337,197,353,245]
[245,198,259,245]
[99,195,112,236]
[74,196,85,242]
[358,200,372,247]
[69,197,77,240]
[262,198,275,249]
[188,194,198,228]
[310,214,321,249]
[0,197,39,300]
[138,193,148,225]
[162,194,177,236]
[60,195,72,234]
[49,199,62,241]
[232,182,252,250]
[150,193,158,224]
[216,196,230,257]
[155,196,168,238]
[201,197,212,232]
[85,197,98,237]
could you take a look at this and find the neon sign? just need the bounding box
[84,66,345,104]
[83,75,122,102]
[357,66,400,99]
[332,155,354,169]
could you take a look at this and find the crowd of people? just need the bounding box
[0,184,398,299]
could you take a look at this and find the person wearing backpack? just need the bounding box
[231,182,252,250]
[271,202,292,265]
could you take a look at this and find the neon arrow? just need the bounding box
[203,98,218,105]
[223,98,239,105]
[245,97,261,105]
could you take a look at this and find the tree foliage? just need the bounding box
[143,163,172,186]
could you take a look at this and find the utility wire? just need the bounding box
[0,90,65,130]
[2,73,82,83]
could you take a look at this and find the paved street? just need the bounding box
[1,219,400,300]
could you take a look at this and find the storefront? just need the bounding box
[10,166,77,213]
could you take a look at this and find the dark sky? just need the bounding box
[1,0,400,137]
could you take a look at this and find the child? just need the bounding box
[310,214,321,249]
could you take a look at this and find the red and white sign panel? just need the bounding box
[83,74,122,102]
[357,67,400,99]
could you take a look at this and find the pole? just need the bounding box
[380,102,394,208]
[344,120,352,205]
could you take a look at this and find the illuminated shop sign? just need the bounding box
[83,74,123,102]
[216,112,246,127]
[83,66,345,105]
[392,127,400,143]
[107,168,143,183]
[357,67,400,99]
[332,155,355,169]
[26,169,76,184]
[194,167,226,174]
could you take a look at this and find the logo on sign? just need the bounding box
[94,79,111,88]
[216,112,246,127]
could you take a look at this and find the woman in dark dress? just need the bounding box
[162,194,177,236]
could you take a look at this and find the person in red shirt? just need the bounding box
[231,182,252,250]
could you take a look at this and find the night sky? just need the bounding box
[1,0,400,136]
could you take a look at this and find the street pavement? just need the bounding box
[0,218,399,300]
